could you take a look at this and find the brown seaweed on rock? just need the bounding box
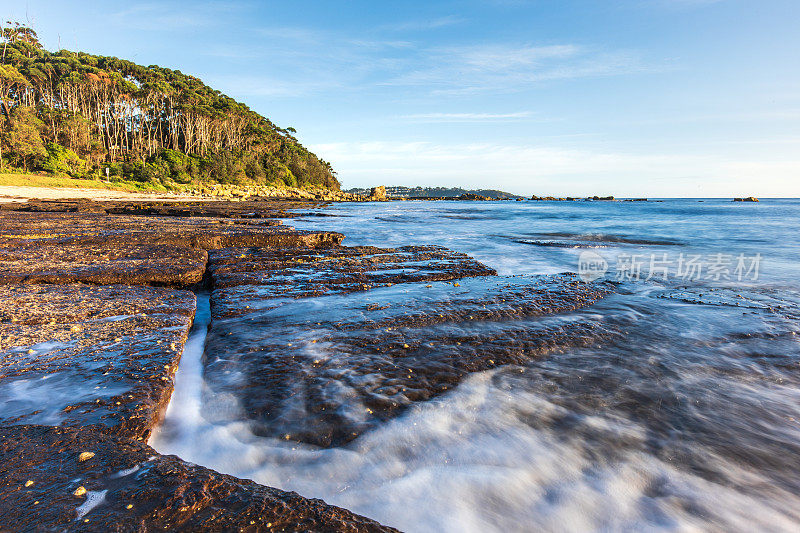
[205,271,616,447]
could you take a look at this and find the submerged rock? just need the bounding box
[0,425,396,532]
[208,245,496,303]
[0,284,196,440]
[206,268,615,447]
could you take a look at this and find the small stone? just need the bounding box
[127,504,133,509]
[25,480,34,487]
[78,451,95,462]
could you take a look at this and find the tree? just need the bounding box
[5,106,46,171]
[0,21,341,189]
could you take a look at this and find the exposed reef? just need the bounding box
[0,284,194,440]
[0,425,394,532]
[205,273,615,447]
[0,201,393,530]
[0,198,615,529]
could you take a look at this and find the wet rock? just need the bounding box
[0,211,342,250]
[0,211,342,288]
[0,198,324,219]
[0,424,396,532]
[208,245,497,302]
[0,242,209,287]
[205,273,615,447]
[0,284,196,440]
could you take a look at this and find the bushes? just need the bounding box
[3,107,46,171]
[40,143,87,177]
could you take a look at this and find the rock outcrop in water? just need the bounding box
[0,425,394,532]
[0,200,394,531]
[0,198,615,529]
[0,284,195,440]
[204,243,614,446]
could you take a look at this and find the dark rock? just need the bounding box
[0,284,195,441]
[0,424,397,532]
[205,273,615,447]
[585,196,615,201]
[0,211,342,288]
[208,245,497,299]
[0,198,325,219]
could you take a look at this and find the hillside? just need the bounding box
[0,22,339,190]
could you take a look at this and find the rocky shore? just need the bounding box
[0,197,614,531]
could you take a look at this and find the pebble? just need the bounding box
[78,451,95,462]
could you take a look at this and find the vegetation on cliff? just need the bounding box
[0,22,339,190]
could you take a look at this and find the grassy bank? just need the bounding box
[0,172,171,193]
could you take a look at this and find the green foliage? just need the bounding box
[40,142,87,177]
[0,22,340,189]
[4,106,46,171]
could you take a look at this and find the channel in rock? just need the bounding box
[0,425,397,532]
[205,271,616,447]
[0,284,195,440]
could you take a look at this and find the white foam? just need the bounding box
[75,490,107,519]
[151,317,800,533]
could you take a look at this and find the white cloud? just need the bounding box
[382,44,644,94]
[310,141,800,197]
[398,111,536,122]
[377,16,465,32]
[110,2,246,31]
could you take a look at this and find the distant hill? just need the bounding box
[345,186,524,199]
[0,22,338,190]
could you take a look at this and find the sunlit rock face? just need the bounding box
[0,425,398,532]
[0,210,342,287]
[0,203,401,532]
[205,244,615,447]
[0,284,197,440]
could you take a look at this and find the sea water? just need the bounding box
[150,198,800,532]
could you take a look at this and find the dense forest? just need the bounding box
[0,22,340,189]
[348,186,524,199]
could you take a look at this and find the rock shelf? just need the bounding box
[0,199,614,530]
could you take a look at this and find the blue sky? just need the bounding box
[5,0,799,196]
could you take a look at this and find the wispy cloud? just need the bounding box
[383,44,644,94]
[211,32,645,99]
[110,1,247,31]
[398,111,536,122]
[377,16,464,32]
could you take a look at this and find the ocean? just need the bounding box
[151,198,800,532]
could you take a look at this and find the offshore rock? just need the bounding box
[0,425,397,532]
[0,284,195,441]
[205,273,615,447]
[368,186,386,200]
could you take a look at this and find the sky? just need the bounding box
[4,0,799,197]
